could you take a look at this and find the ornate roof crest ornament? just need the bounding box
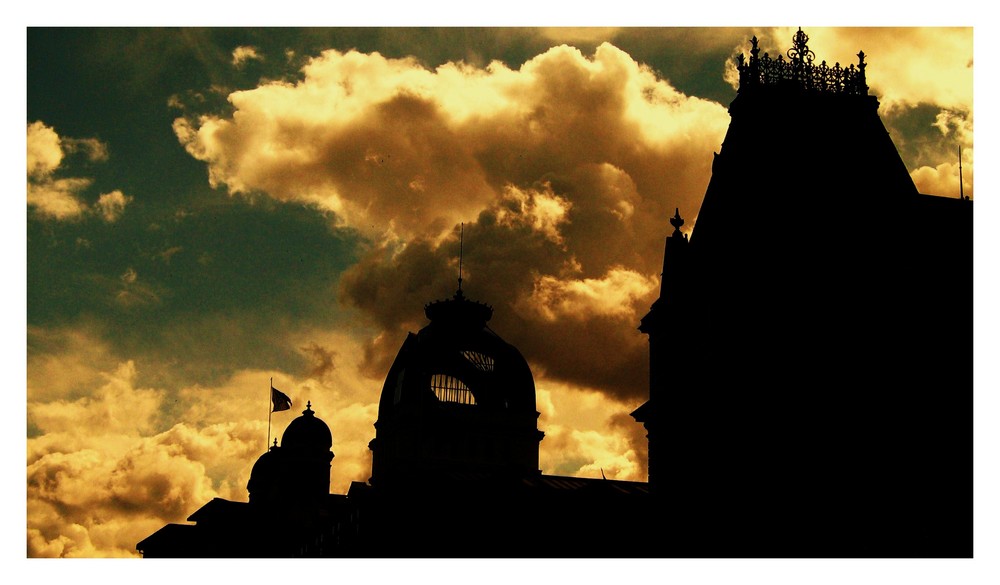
[736,28,868,96]
[787,27,816,66]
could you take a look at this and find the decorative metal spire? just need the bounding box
[425,221,493,324]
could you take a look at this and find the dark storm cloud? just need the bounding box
[301,342,337,381]
[175,42,730,400]
[339,182,659,399]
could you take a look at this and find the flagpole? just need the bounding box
[267,377,272,452]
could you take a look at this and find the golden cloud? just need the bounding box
[175,43,728,244]
[27,327,122,402]
[27,120,63,177]
[519,267,659,322]
[910,110,974,199]
[95,190,133,222]
[494,183,572,246]
[26,121,122,221]
[27,435,224,557]
[231,45,262,67]
[911,161,973,200]
[535,378,647,481]
[243,43,726,403]
[28,360,163,437]
[27,353,319,556]
[26,177,92,220]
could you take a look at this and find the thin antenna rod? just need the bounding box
[267,377,272,452]
[458,223,464,292]
[959,145,965,200]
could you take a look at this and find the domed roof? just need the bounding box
[424,289,493,326]
[281,402,333,452]
[379,289,536,415]
[246,441,285,501]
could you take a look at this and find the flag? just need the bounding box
[271,386,292,412]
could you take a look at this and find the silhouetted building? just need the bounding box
[137,288,650,558]
[137,402,351,557]
[137,29,971,558]
[369,287,544,486]
[633,29,971,557]
[350,286,648,556]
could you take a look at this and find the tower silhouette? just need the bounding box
[633,29,971,556]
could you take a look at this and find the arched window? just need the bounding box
[430,374,476,405]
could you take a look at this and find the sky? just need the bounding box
[17,14,988,573]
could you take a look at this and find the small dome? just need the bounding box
[246,442,285,501]
[281,402,333,452]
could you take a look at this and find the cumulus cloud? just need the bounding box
[26,177,92,220]
[27,121,89,219]
[175,43,727,242]
[520,267,659,322]
[232,45,263,67]
[29,360,163,437]
[27,326,120,403]
[26,121,127,221]
[96,189,133,222]
[932,110,973,142]
[905,109,974,199]
[27,120,63,177]
[495,183,572,246]
[25,337,383,557]
[27,356,226,557]
[27,428,241,557]
[536,381,647,481]
[178,43,728,402]
[911,161,972,200]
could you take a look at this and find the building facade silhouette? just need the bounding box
[634,29,970,556]
[137,30,971,558]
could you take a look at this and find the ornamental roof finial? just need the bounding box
[669,208,685,237]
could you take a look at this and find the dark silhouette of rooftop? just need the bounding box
[634,28,970,557]
[137,29,971,558]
